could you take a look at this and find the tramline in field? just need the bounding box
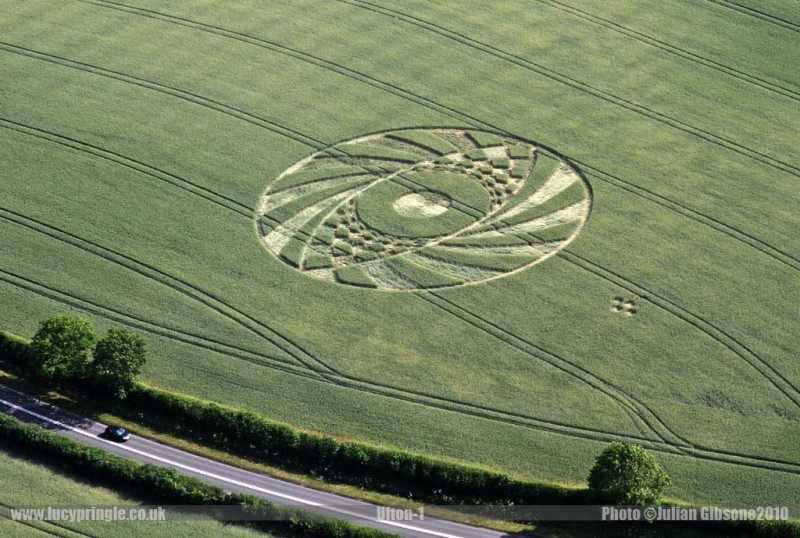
[1,0,798,515]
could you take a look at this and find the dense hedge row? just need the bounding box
[550,520,800,538]
[0,330,580,503]
[0,331,35,374]
[2,331,799,537]
[0,413,398,538]
[114,383,580,506]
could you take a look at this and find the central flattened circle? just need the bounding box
[355,170,491,239]
[393,191,451,217]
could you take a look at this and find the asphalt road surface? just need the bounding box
[0,383,518,538]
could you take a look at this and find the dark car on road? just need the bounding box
[103,425,131,442]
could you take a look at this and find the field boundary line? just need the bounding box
[422,182,800,415]
[325,372,684,450]
[0,119,346,376]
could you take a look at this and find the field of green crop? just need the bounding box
[1,0,799,510]
[0,451,274,537]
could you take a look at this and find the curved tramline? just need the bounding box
[80,0,800,180]
[258,129,591,290]
[330,0,800,178]
[519,0,800,103]
[0,501,96,538]
[702,0,800,34]
[4,115,798,474]
[5,31,799,278]
[6,263,800,476]
[6,131,798,477]
[4,0,800,511]
[6,104,800,459]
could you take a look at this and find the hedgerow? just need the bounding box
[0,413,399,538]
[3,331,798,537]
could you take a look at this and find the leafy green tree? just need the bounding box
[31,315,97,384]
[588,442,670,505]
[91,327,147,399]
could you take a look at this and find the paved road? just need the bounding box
[0,383,516,538]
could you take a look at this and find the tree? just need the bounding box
[31,315,97,384]
[90,327,147,399]
[588,442,670,505]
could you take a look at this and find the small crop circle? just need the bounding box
[257,128,591,290]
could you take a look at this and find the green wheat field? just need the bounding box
[1,0,799,509]
[0,451,275,537]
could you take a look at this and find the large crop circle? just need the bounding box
[257,129,591,290]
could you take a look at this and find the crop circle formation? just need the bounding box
[257,129,591,290]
